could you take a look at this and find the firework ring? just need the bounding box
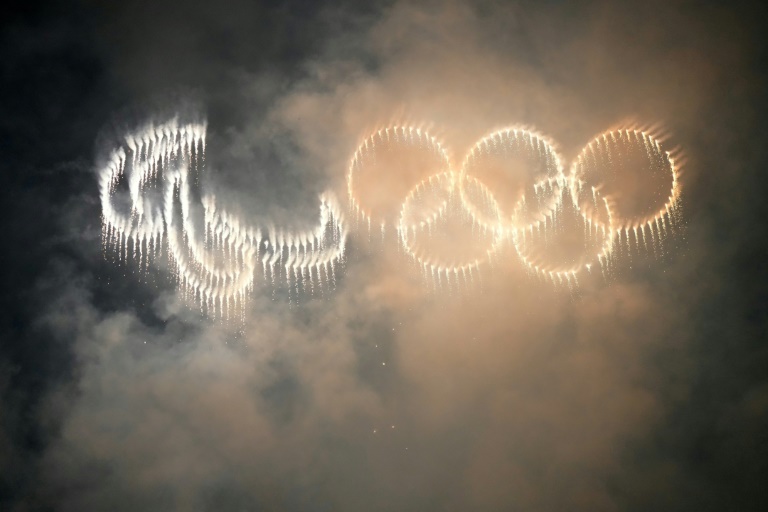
[100,120,348,318]
[511,177,616,284]
[347,125,452,232]
[397,171,506,283]
[458,127,566,234]
[569,128,680,242]
[348,123,680,286]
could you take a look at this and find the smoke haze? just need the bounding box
[1,0,767,511]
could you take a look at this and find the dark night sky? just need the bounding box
[1,0,768,511]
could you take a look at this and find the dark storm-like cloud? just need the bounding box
[2,0,767,511]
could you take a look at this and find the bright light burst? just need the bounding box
[100,118,683,317]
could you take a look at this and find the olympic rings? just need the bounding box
[348,123,682,286]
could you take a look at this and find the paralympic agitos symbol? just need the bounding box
[99,119,682,318]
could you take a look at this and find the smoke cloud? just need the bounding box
[2,0,767,511]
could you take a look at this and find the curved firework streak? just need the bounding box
[99,120,347,318]
[258,192,347,300]
[100,119,205,267]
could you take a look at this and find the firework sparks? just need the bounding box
[99,120,347,319]
[100,119,683,317]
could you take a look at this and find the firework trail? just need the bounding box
[99,120,347,319]
[100,118,682,317]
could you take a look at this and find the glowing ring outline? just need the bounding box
[347,125,452,230]
[458,126,567,234]
[511,177,616,281]
[569,128,680,237]
[397,171,506,279]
